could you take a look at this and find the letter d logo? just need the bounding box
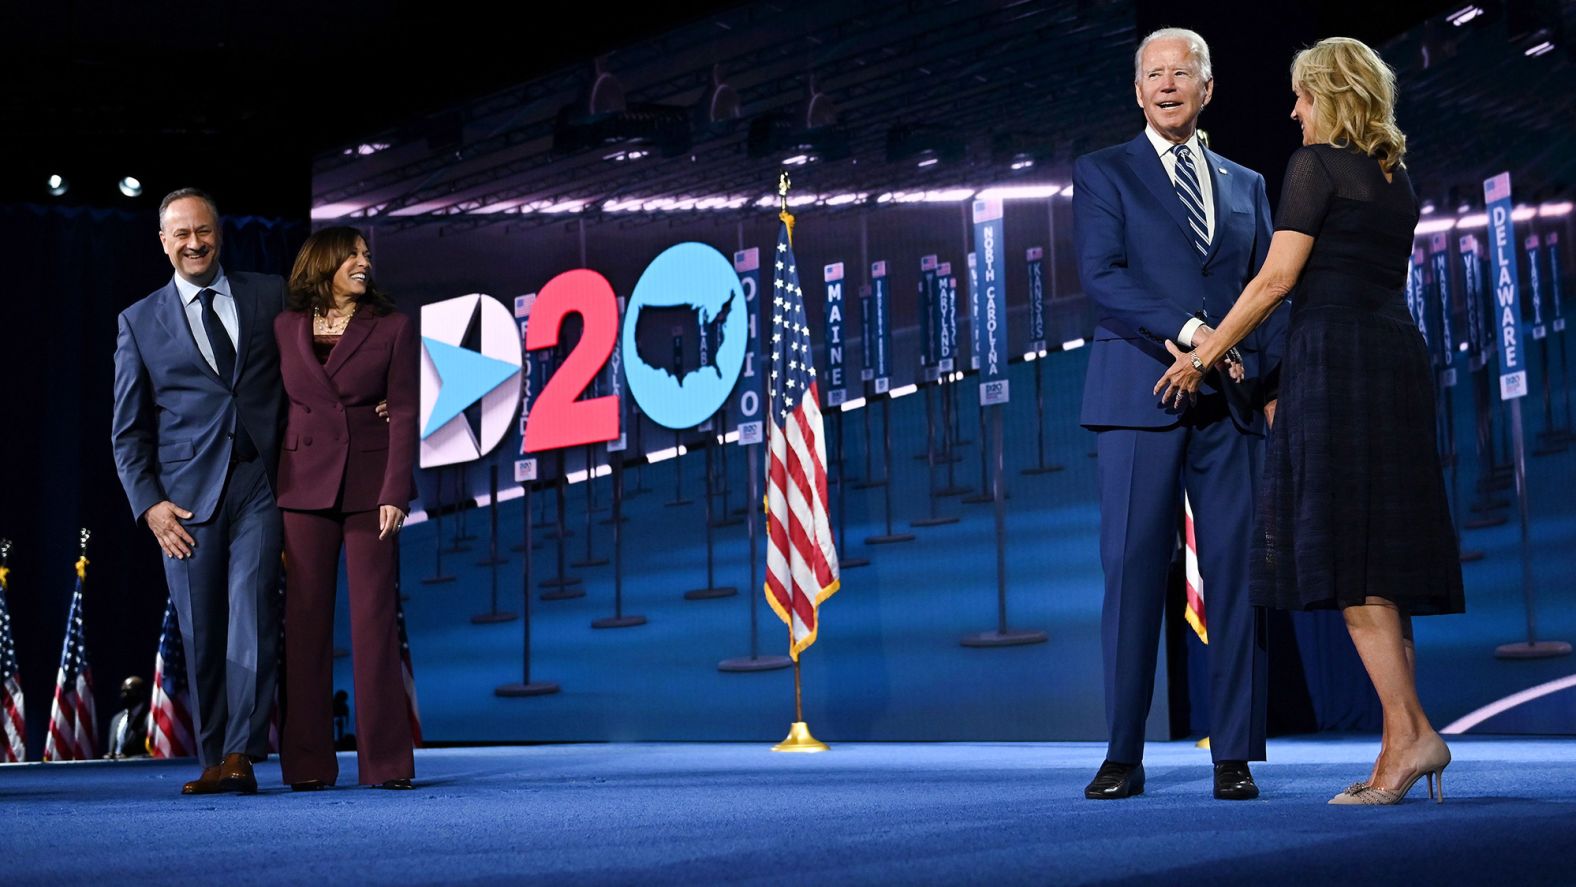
[419,294,522,468]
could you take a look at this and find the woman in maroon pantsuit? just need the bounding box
[275,226,418,790]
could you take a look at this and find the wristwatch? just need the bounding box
[1188,351,1205,372]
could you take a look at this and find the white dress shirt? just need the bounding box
[1144,126,1215,346]
[173,267,240,376]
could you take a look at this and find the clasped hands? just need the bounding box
[1153,325,1245,408]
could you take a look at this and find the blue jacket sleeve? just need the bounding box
[111,312,165,522]
[1073,154,1197,341]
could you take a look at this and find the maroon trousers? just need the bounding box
[280,507,413,786]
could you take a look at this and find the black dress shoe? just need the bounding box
[1084,760,1144,799]
[373,778,414,790]
[290,780,328,792]
[1214,761,1259,800]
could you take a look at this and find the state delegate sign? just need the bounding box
[823,261,847,406]
[1484,172,1527,400]
[972,197,1009,405]
[871,260,892,393]
[733,247,765,445]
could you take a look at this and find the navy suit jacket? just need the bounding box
[112,271,287,524]
[1073,132,1286,432]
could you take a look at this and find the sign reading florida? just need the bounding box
[622,242,747,429]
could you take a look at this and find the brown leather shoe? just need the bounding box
[216,753,258,794]
[182,765,225,795]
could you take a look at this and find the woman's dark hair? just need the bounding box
[286,226,395,316]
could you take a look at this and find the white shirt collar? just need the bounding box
[173,267,231,306]
[1143,125,1205,161]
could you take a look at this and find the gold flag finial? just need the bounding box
[76,528,91,580]
[777,170,796,243]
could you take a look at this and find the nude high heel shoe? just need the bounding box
[1329,735,1450,805]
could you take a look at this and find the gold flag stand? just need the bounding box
[772,653,828,753]
[1196,736,1211,750]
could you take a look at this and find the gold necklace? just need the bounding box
[313,301,357,336]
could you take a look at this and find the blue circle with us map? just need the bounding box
[622,242,746,430]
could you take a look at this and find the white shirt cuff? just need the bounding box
[1178,317,1205,348]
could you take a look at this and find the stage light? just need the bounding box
[346,142,390,156]
[1539,202,1573,217]
[840,397,867,412]
[782,154,812,166]
[1512,206,1536,221]
[1420,201,1436,215]
[1414,218,1458,235]
[46,174,68,196]
[647,445,688,463]
[824,193,864,206]
[1060,338,1086,351]
[976,184,1062,201]
[118,176,143,198]
[1456,213,1488,229]
[1459,342,1471,352]
[1525,41,1555,57]
[1447,5,1483,26]
[1010,154,1035,171]
[1023,351,1039,362]
[1060,186,1074,198]
[916,155,940,169]
[566,464,613,485]
[603,149,650,162]
[889,384,918,398]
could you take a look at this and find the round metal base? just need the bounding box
[476,556,509,566]
[841,556,871,569]
[598,515,630,526]
[540,575,583,588]
[709,516,744,529]
[1459,549,1486,563]
[439,544,471,555]
[591,614,648,629]
[1495,640,1573,659]
[539,587,586,602]
[1464,515,1509,530]
[1021,464,1065,475]
[684,586,738,600]
[420,574,455,585]
[664,498,695,507]
[853,478,889,489]
[962,492,1010,504]
[772,721,829,753]
[865,533,916,545]
[570,557,609,568]
[960,629,1049,648]
[470,611,518,625]
[911,516,960,527]
[494,681,560,697]
[1533,444,1569,457]
[934,485,972,497]
[508,541,540,552]
[718,654,792,672]
[541,527,574,539]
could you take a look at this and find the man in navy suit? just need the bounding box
[1073,29,1286,800]
[112,188,285,794]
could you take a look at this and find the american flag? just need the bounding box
[43,558,97,761]
[1182,493,1207,644]
[395,594,423,747]
[765,208,840,659]
[147,597,195,758]
[1,555,26,763]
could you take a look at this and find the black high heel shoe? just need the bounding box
[374,778,414,790]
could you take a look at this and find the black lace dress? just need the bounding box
[1250,145,1465,615]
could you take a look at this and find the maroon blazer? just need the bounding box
[274,309,419,512]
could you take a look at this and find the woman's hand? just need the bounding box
[378,504,407,541]
[1155,340,1205,408]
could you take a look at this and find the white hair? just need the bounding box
[1134,28,1213,82]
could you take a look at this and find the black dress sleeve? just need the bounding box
[1274,146,1334,236]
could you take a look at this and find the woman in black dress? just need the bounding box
[1155,37,1464,805]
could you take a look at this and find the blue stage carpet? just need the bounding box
[4,737,1574,885]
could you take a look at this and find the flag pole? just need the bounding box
[769,169,829,754]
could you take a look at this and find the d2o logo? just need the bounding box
[419,294,523,468]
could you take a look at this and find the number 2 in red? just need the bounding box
[523,269,620,452]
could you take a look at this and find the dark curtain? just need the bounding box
[0,202,306,759]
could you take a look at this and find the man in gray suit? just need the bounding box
[112,188,285,794]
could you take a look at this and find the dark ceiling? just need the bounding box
[5,0,1566,220]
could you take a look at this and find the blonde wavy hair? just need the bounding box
[1292,37,1407,172]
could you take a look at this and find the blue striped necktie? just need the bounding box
[1172,144,1209,258]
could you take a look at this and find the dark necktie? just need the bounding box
[197,288,236,382]
[1172,144,1210,258]
[197,288,256,460]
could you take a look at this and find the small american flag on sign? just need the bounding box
[43,559,97,761]
[147,597,195,758]
[1,561,25,763]
[765,207,840,659]
[1183,493,1207,644]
